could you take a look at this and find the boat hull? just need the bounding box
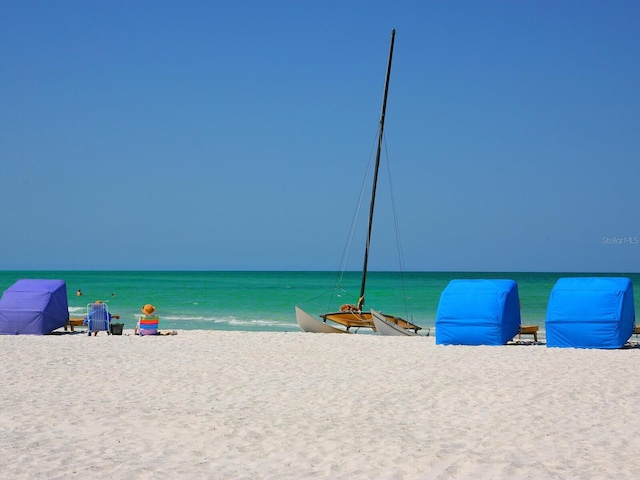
[371,309,419,336]
[295,307,350,333]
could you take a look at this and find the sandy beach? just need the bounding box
[2,330,640,479]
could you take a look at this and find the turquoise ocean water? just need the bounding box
[0,271,638,333]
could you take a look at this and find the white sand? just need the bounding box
[1,330,640,479]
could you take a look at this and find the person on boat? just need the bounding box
[135,304,158,335]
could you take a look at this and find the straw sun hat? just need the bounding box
[141,304,156,315]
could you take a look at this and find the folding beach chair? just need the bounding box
[85,302,111,336]
[137,315,159,336]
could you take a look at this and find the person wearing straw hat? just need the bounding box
[135,304,158,335]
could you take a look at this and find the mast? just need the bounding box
[358,28,395,310]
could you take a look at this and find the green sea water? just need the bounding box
[0,271,638,333]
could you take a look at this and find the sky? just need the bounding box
[1,1,638,272]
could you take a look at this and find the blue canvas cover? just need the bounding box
[435,279,521,345]
[0,279,69,335]
[546,277,635,349]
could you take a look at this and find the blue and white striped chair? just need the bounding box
[84,301,111,336]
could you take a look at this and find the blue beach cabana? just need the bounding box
[435,279,521,346]
[545,277,635,349]
[0,279,69,335]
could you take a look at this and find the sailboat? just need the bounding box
[295,29,421,335]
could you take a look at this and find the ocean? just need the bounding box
[1,271,638,333]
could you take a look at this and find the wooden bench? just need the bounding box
[517,325,539,342]
[64,317,85,332]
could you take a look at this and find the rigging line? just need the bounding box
[333,165,368,284]
[383,136,412,321]
[341,168,369,272]
[329,181,368,312]
[305,287,345,305]
[330,128,380,309]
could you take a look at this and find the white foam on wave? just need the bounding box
[162,314,230,323]
[160,314,296,329]
[227,318,297,328]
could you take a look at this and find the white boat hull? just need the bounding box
[371,309,419,336]
[295,306,349,334]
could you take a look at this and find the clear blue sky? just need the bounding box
[1,1,638,272]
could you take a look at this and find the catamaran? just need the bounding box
[295,29,421,335]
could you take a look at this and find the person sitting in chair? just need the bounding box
[83,300,119,336]
[135,304,159,335]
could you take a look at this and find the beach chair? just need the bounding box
[137,315,159,336]
[85,302,111,336]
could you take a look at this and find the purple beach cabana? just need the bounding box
[0,279,69,335]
